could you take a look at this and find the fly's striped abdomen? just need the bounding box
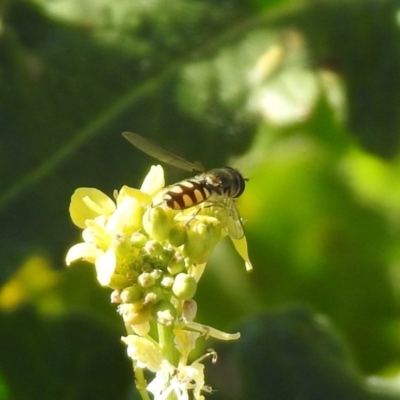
[163,179,212,210]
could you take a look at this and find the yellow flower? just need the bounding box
[123,322,239,398]
[146,359,209,400]
[121,335,163,373]
[174,329,201,362]
[66,166,164,286]
[69,188,116,229]
[66,164,252,317]
[145,348,216,400]
[67,162,253,399]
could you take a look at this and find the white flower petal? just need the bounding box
[174,329,200,360]
[147,359,207,400]
[107,196,141,232]
[65,242,98,265]
[140,165,165,196]
[122,335,163,372]
[116,185,151,206]
[95,248,116,286]
[183,321,240,341]
[69,188,115,228]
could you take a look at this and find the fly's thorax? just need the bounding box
[205,167,246,198]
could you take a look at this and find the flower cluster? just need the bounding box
[66,165,251,399]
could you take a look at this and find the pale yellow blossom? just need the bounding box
[121,335,163,373]
[147,358,210,400]
[67,163,252,400]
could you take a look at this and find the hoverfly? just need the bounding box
[122,131,247,239]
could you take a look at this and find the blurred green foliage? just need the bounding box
[207,305,400,400]
[1,0,400,399]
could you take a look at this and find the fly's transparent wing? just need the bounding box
[123,132,204,172]
[210,196,244,240]
[224,200,245,239]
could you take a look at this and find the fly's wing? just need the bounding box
[122,132,204,172]
[224,200,245,240]
[211,196,244,240]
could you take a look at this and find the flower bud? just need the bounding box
[143,240,163,256]
[130,232,148,248]
[172,273,197,300]
[138,272,155,288]
[161,275,174,288]
[183,218,222,263]
[142,207,173,241]
[169,224,187,247]
[167,253,185,275]
[108,273,131,290]
[120,285,143,304]
[119,303,151,325]
[144,291,158,304]
[126,270,140,282]
[150,269,163,280]
[152,300,177,326]
[182,299,197,322]
[110,290,121,304]
[159,248,174,265]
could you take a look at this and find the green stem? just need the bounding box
[134,366,152,400]
[157,323,178,366]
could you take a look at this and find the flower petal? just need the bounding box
[122,335,163,372]
[174,329,200,361]
[185,362,206,399]
[107,196,142,233]
[140,165,165,196]
[83,217,111,249]
[231,236,253,271]
[66,242,98,265]
[183,321,240,341]
[116,185,152,207]
[95,247,116,286]
[69,188,115,228]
